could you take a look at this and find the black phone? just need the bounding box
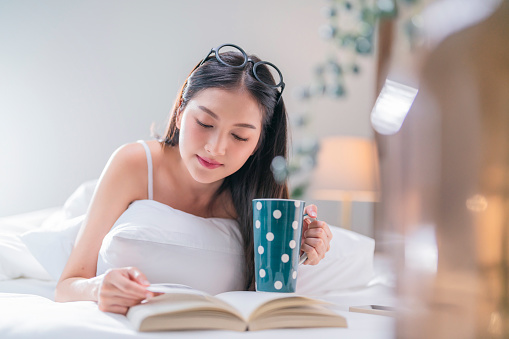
[370,305,397,311]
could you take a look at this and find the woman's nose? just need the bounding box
[205,132,227,156]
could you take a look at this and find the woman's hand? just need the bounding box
[300,204,333,265]
[96,267,154,315]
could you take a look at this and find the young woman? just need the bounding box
[55,44,333,315]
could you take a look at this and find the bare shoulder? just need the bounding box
[109,142,148,169]
[97,142,151,204]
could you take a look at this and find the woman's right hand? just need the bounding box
[97,267,154,315]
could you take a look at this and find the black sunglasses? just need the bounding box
[198,43,285,104]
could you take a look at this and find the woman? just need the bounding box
[55,44,332,315]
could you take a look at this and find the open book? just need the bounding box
[126,283,347,332]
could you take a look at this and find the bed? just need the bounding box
[0,181,396,338]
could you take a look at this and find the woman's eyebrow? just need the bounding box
[199,105,219,119]
[198,105,257,129]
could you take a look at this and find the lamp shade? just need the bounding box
[310,137,380,202]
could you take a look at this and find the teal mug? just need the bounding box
[252,198,308,293]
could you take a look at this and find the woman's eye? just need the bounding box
[232,134,248,142]
[196,120,212,128]
[196,119,247,141]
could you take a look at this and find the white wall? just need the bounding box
[0,0,375,234]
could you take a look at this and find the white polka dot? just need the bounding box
[292,271,297,279]
[292,221,298,230]
[273,210,282,219]
[259,269,266,278]
[255,220,261,228]
[295,201,301,207]
[281,254,289,263]
[256,202,262,210]
[258,246,264,254]
[274,281,283,290]
[266,232,274,241]
[289,240,296,249]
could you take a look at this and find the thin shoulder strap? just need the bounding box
[137,140,153,200]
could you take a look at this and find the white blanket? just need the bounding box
[0,182,395,338]
[0,284,395,339]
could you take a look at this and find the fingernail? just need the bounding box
[142,279,150,285]
[145,293,152,299]
[311,211,317,217]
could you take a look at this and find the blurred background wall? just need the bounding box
[0,0,376,235]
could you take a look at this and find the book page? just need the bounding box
[127,287,345,331]
[127,290,245,330]
[215,291,320,320]
[129,284,244,321]
[146,283,209,296]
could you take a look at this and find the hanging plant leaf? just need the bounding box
[355,35,373,54]
[329,84,346,98]
[291,183,309,200]
[321,6,337,17]
[319,24,337,40]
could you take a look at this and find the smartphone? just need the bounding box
[349,305,397,316]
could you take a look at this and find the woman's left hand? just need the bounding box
[301,204,333,265]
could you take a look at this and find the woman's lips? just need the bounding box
[196,155,223,169]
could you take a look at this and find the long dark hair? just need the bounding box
[161,50,289,290]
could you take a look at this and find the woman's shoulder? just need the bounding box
[111,141,147,162]
[101,141,155,199]
[109,140,163,169]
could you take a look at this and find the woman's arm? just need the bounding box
[55,143,154,314]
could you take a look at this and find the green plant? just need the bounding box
[272,0,421,198]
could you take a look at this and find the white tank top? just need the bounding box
[96,140,245,294]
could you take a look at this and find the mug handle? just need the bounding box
[299,253,308,265]
[299,214,316,265]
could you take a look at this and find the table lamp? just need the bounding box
[310,136,380,230]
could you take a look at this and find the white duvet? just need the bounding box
[0,287,395,339]
[0,261,396,339]
[0,180,395,338]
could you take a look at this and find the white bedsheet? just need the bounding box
[0,201,396,338]
[0,277,395,339]
[0,278,56,300]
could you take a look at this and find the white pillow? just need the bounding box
[17,178,375,293]
[15,179,97,281]
[0,208,58,280]
[296,225,375,295]
[96,201,374,295]
[62,179,98,219]
[0,179,97,281]
[20,215,374,294]
[0,207,60,236]
[20,215,85,281]
[0,234,53,281]
[96,200,246,295]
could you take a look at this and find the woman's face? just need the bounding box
[177,88,264,184]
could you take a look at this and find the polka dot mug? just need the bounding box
[252,198,307,293]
